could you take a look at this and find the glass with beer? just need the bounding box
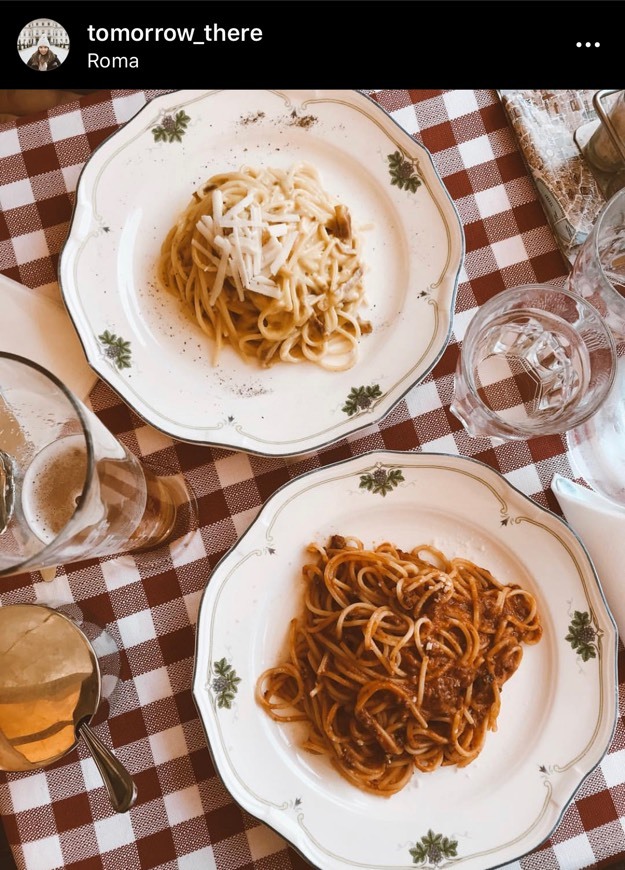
[0,352,188,577]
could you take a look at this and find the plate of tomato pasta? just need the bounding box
[192,450,617,870]
[59,89,463,456]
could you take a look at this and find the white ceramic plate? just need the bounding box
[59,90,463,456]
[192,451,617,870]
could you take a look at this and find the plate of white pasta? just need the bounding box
[60,89,464,456]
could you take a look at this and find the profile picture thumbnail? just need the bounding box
[18,19,69,71]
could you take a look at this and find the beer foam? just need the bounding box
[21,435,88,544]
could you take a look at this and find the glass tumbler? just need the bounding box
[0,352,184,577]
[450,284,616,441]
[567,187,625,340]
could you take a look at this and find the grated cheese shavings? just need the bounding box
[196,189,308,300]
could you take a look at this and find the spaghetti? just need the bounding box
[256,536,542,796]
[157,163,369,370]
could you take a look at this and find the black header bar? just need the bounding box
[2,1,620,90]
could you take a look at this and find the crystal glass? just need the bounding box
[450,284,616,441]
[567,187,625,340]
[0,353,190,577]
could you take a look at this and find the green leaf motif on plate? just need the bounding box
[359,467,404,496]
[409,830,458,866]
[98,330,132,369]
[388,150,421,193]
[565,610,598,661]
[342,384,383,416]
[211,657,242,709]
[152,110,191,143]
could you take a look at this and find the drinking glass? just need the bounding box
[567,187,625,341]
[0,352,191,578]
[450,284,616,441]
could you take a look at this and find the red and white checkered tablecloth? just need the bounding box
[0,88,623,870]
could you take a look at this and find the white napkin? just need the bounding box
[0,274,97,401]
[552,474,625,638]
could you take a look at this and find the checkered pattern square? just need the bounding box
[0,88,623,870]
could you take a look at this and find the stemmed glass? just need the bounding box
[0,352,194,578]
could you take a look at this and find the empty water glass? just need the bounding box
[450,284,616,441]
[568,187,625,340]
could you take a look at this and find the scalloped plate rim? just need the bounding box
[191,449,618,870]
[58,89,464,457]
